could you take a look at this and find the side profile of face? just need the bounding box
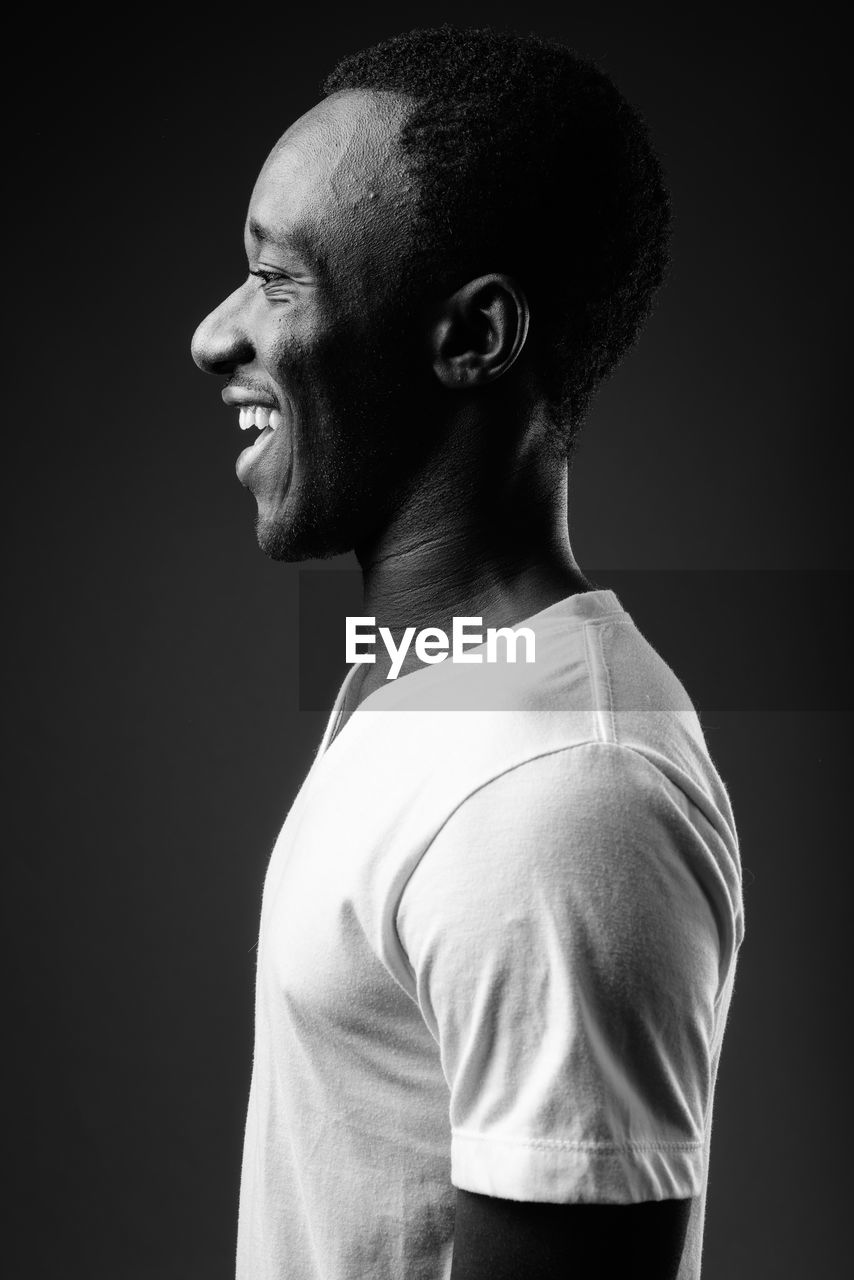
[192,90,435,560]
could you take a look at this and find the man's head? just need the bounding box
[192,25,670,562]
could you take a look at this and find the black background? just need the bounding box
[6,3,851,1276]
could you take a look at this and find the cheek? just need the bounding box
[282,315,367,404]
[262,301,345,390]
[259,284,416,439]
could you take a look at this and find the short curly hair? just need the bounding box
[322,24,671,459]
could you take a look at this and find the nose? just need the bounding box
[191,283,254,375]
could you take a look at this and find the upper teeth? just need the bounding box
[239,406,281,432]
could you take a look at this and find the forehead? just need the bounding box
[247,90,414,272]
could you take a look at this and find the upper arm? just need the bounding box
[397,742,731,1206]
[450,1189,692,1280]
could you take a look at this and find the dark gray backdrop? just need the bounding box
[6,3,850,1276]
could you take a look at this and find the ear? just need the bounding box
[429,273,530,390]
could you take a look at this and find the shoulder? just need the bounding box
[426,740,700,863]
[397,740,741,1003]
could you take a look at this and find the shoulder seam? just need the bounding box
[583,620,617,744]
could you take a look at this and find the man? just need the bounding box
[192,25,744,1280]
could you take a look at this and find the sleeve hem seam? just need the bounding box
[452,1129,703,1152]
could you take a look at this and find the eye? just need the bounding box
[249,268,292,288]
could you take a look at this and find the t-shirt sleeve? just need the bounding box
[395,741,731,1204]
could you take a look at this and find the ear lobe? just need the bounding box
[430,273,530,390]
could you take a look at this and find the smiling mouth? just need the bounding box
[234,401,291,490]
[238,405,282,432]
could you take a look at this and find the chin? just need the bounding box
[255,511,355,563]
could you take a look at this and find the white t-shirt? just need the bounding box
[235,590,744,1280]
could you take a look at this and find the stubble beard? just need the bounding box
[255,337,431,564]
[256,302,437,563]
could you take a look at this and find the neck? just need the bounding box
[352,403,590,689]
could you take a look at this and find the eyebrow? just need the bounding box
[247,216,325,274]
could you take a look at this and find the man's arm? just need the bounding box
[450,1190,692,1280]
[397,745,731,1273]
